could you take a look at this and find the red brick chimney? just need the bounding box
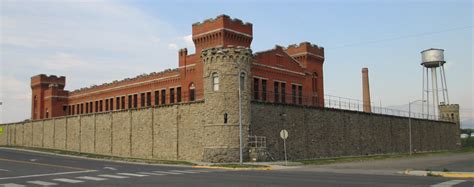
[362,68,371,113]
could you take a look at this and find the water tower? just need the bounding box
[420,48,449,118]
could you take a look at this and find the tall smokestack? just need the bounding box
[362,68,372,113]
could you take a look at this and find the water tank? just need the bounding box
[421,48,445,67]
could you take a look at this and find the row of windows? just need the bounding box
[253,78,303,104]
[67,86,196,115]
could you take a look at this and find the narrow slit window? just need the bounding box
[177,87,181,103]
[212,73,219,91]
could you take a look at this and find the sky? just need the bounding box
[0,0,472,128]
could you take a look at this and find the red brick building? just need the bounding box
[31,15,325,120]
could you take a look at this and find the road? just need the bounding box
[0,148,473,187]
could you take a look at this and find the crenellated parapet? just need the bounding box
[285,41,325,59]
[192,15,253,52]
[201,46,253,64]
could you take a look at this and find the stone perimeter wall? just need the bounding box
[250,102,459,160]
[0,102,206,161]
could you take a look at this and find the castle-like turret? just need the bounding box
[31,74,69,119]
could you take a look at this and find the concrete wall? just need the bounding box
[0,102,208,162]
[250,103,459,160]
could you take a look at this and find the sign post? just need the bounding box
[280,129,288,166]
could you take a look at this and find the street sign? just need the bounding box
[280,129,288,140]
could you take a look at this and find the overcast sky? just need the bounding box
[1,0,472,128]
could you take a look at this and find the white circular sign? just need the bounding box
[280,129,288,140]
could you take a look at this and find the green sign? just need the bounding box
[0,127,3,135]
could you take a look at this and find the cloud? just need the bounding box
[0,0,184,123]
[168,43,179,50]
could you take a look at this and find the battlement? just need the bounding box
[31,74,66,87]
[192,14,252,35]
[439,104,460,109]
[285,42,325,59]
[192,15,253,51]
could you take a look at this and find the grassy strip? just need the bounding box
[298,147,474,165]
[2,146,195,166]
[211,164,270,169]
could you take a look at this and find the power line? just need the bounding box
[326,25,473,50]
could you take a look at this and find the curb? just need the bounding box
[404,169,474,178]
[192,165,272,171]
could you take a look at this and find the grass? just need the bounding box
[211,164,270,169]
[298,147,474,165]
[2,145,195,166]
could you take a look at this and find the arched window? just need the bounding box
[189,83,196,101]
[212,73,219,91]
[240,72,245,91]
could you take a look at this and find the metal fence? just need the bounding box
[252,91,447,122]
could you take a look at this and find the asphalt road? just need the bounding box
[0,148,473,187]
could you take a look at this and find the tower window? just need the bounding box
[240,72,245,91]
[212,73,219,91]
[189,83,195,101]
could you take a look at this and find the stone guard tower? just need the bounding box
[192,15,253,162]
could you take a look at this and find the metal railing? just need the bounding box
[252,91,447,121]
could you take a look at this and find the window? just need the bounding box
[90,102,93,113]
[99,100,103,112]
[81,103,84,114]
[274,81,279,103]
[161,90,166,104]
[170,88,175,104]
[45,109,49,118]
[177,87,181,103]
[292,85,297,104]
[189,83,195,101]
[65,105,69,114]
[281,83,286,103]
[77,104,80,114]
[105,99,109,111]
[240,72,245,91]
[312,73,318,105]
[253,78,259,100]
[121,96,125,109]
[95,101,98,112]
[86,103,89,113]
[72,105,75,115]
[146,92,151,106]
[212,73,219,91]
[262,80,267,101]
[133,94,138,108]
[154,91,159,105]
[140,93,145,107]
[298,85,303,104]
[116,97,120,110]
[128,95,132,109]
[109,98,113,111]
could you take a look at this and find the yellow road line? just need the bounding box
[0,157,89,171]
